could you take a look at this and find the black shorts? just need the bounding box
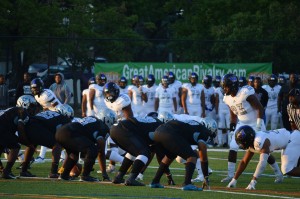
[153,124,197,160]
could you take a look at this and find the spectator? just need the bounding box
[49,73,72,104]
[0,74,9,110]
[278,73,300,131]
[15,72,32,103]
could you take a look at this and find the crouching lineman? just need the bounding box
[0,97,35,179]
[227,125,300,190]
[149,112,216,191]
[55,111,116,182]
[19,104,73,178]
[110,113,175,186]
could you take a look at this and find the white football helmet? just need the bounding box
[157,111,174,123]
[16,95,37,109]
[202,117,218,137]
[55,104,74,118]
[95,108,117,128]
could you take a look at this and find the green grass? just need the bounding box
[1,149,299,199]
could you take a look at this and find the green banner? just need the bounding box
[94,62,272,83]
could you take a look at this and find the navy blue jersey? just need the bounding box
[30,110,71,133]
[0,107,29,133]
[164,120,211,144]
[70,116,110,142]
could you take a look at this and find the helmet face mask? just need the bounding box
[30,78,44,96]
[16,95,38,116]
[146,74,155,87]
[88,77,96,86]
[201,117,217,138]
[203,75,212,88]
[103,82,120,103]
[235,125,255,150]
[189,72,198,86]
[238,76,247,87]
[96,74,107,86]
[161,76,169,88]
[221,74,239,96]
[213,76,221,87]
[268,74,277,88]
[95,108,117,128]
[168,72,175,84]
[118,76,127,89]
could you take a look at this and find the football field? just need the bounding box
[1,149,299,199]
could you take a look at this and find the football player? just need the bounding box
[81,77,95,117]
[247,75,255,87]
[55,112,114,182]
[89,73,107,116]
[262,74,281,130]
[142,74,158,115]
[167,71,183,114]
[155,76,177,113]
[149,116,216,191]
[181,72,205,116]
[227,125,300,189]
[202,75,216,119]
[0,105,32,179]
[220,74,283,183]
[128,75,148,117]
[19,104,73,178]
[118,76,129,95]
[238,76,247,87]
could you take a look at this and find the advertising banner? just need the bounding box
[94,62,272,83]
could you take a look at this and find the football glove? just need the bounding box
[227,178,237,188]
[245,179,257,190]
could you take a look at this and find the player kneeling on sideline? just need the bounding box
[55,110,116,182]
[149,112,216,191]
[227,125,300,190]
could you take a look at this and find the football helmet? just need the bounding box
[221,74,239,95]
[235,125,256,150]
[202,75,213,87]
[30,78,44,96]
[103,82,120,103]
[268,74,277,88]
[161,75,169,88]
[137,75,144,86]
[189,72,198,86]
[55,104,74,119]
[131,75,138,85]
[201,117,217,138]
[146,74,155,87]
[248,75,255,86]
[168,72,176,84]
[238,76,247,87]
[16,95,38,116]
[278,75,286,86]
[96,73,107,86]
[157,111,174,123]
[95,108,117,128]
[213,75,221,87]
[118,76,128,89]
[88,77,96,86]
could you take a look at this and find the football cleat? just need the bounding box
[181,184,203,191]
[20,171,36,177]
[48,173,60,178]
[58,174,75,181]
[79,175,99,182]
[136,173,143,181]
[149,183,164,188]
[221,176,233,183]
[125,179,145,186]
[1,171,18,179]
[274,174,284,183]
[191,174,204,182]
[34,156,45,163]
[112,176,125,184]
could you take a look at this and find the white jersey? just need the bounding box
[119,86,129,95]
[128,85,145,106]
[262,84,281,109]
[34,89,61,111]
[253,129,291,152]
[215,87,229,112]
[182,83,204,105]
[105,93,131,119]
[224,85,256,124]
[203,86,215,111]
[89,84,106,112]
[82,89,92,116]
[142,84,158,113]
[169,80,182,113]
[173,114,203,123]
[155,86,176,112]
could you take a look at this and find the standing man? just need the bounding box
[0,74,9,110]
[168,72,182,114]
[82,77,95,117]
[118,76,129,95]
[49,72,72,105]
[142,74,158,115]
[220,74,283,183]
[262,74,281,130]
[202,75,216,119]
[181,72,205,116]
[15,72,32,103]
[278,73,300,131]
[89,73,107,116]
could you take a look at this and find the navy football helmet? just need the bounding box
[118,76,128,89]
[103,82,120,103]
[96,73,107,86]
[235,125,256,150]
[189,72,198,86]
[146,74,155,87]
[30,78,44,96]
[268,74,277,88]
[221,74,239,95]
[88,77,96,86]
[238,76,247,87]
[203,75,213,87]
